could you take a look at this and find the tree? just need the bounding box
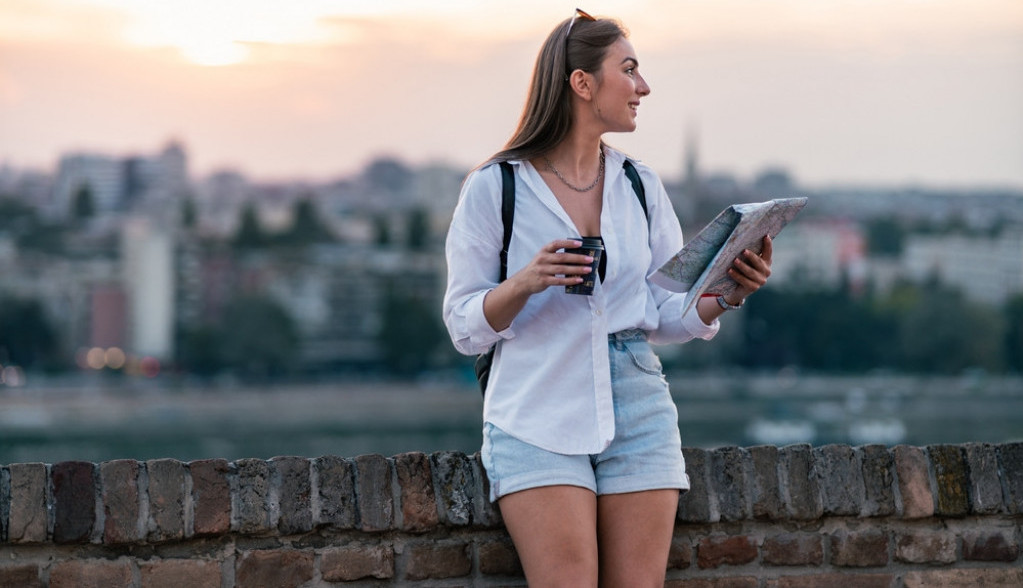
[378,281,444,374]
[279,198,335,246]
[0,297,59,369]
[373,215,392,246]
[233,203,267,249]
[866,218,904,257]
[1005,295,1023,373]
[71,184,96,221]
[218,295,299,379]
[406,207,430,250]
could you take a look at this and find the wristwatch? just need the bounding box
[716,295,745,311]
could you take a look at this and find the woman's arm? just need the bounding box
[483,239,594,331]
[694,235,774,325]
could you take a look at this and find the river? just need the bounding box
[1,372,1020,465]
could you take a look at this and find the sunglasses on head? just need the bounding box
[566,7,596,41]
[565,8,595,78]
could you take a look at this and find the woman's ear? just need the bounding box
[568,69,594,101]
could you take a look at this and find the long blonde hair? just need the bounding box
[487,15,627,165]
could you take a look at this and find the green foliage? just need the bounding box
[1005,295,1023,373]
[406,207,429,250]
[866,218,904,257]
[0,297,59,369]
[176,295,299,380]
[278,198,335,246]
[232,204,268,249]
[378,280,445,374]
[740,280,1008,375]
[72,184,96,221]
[181,197,197,229]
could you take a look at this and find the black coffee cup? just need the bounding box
[564,237,603,295]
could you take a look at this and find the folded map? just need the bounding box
[650,197,808,315]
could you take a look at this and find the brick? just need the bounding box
[100,459,141,544]
[0,466,9,542]
[52,461,95,543]
[471,452,503,527]
[762,533,823,566]
[0,564,42,588]
[711,446,750,521]
[314,455,356,529]
[830,529,889,567]
[189,458,231,535]
[271,456,312,535]
[320,544,394,581]
[667,537,692,570]
[49,559,133,588]
[904,568,1023,588]
[139,559,221,588]
[479,538,522,576]
[860,445,896,517]
[394,452,439,532]
[928,444,969,516]
[679,447,714,523]
[431,451,476,527]
[355,454,394,531]
[749,445,784,520]
[894,445,933,518]
[146,458,186,542]
[963,442,1003,514]
[697,535,757,569]
[235,549,314,588]
[996,442,1023,514]
[814,444,865,516]
[780,444,822,520]
[235,458,272,534]
[406,542,472,580]
[962,529,1020,562]
[894,530,956,564]
[6,463,47,543]
[665,578,758,588]
[770,574,893,588]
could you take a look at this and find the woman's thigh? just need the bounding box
[498,485,599,588]
[597,489,680,588]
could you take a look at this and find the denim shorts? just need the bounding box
[480,329,689,502]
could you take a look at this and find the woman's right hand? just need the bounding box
[483,239,593,331]
[511,239,594,294]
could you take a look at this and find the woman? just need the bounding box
[443,10,773,586]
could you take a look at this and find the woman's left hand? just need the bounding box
[723,234,773,305]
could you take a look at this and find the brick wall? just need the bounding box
[1,443,1021,587]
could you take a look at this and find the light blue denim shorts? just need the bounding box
[480,329,688,502]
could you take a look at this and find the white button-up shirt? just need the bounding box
[443,147,719,455]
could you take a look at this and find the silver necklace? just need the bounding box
[544,147,605,193]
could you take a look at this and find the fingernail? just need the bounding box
[585,256,594,262]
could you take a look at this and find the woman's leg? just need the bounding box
[498,485,599,588]
[596,489,679,588]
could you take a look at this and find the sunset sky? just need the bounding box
[1,0,1021,187]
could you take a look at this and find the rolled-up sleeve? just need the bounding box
[442,166,517,356]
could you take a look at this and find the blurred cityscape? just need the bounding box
[1,138,1022,463]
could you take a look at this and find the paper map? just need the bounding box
[650,197,808,315]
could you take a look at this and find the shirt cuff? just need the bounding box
[467,288,515,347]
[681,303,720,340]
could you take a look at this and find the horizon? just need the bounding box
[1,0,1022,188]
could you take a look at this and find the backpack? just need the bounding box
[474,159,648,397]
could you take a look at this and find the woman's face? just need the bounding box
[591,37,651,133]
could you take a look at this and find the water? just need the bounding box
[1,373,1021,465]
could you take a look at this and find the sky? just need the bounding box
[1,0,1022,187]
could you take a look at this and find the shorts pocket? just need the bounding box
[624,341,663,375]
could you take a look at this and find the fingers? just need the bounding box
[761,234,774,264]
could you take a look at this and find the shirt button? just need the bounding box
[595,309,603,316]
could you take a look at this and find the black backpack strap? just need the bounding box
[498,161,515,282]
[622,159,648,219]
